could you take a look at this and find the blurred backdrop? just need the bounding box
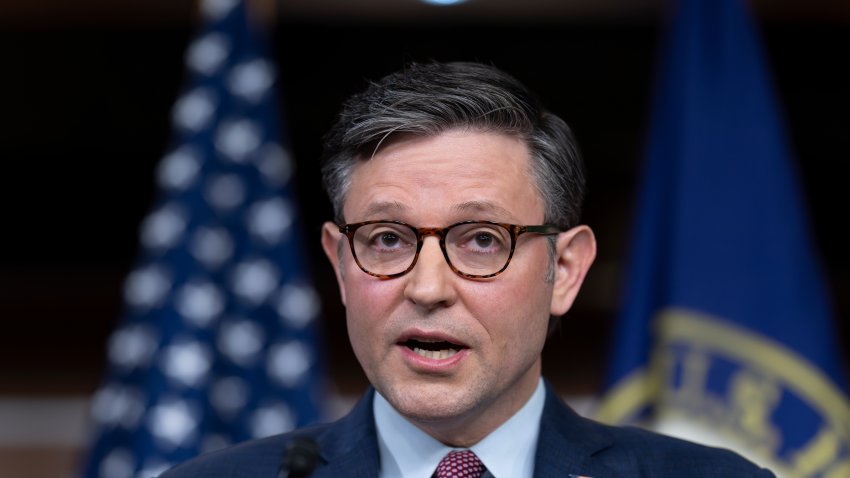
[0,0,848,476]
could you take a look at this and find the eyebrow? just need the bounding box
[361,201,410,219]
[359,200,515,222]
[451,200,515,219]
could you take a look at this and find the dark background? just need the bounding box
[0,1,848,398]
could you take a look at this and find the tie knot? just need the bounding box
[435,450,486,478]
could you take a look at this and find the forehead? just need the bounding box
[342,129,544,223]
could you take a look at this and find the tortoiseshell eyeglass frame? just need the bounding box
[338,220,564,280]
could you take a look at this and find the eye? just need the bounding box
[362,224,415,252]
[473,232,495,249]
[453,225,507,254]
[377,232,401,248]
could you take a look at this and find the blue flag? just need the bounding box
[79,1,326,476]
[596,0,850,475]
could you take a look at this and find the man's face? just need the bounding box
[322,129,591,444]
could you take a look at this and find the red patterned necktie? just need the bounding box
[434,450,487,478]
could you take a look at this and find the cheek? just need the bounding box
[343,277,401,349]
[463,264,552,345]
[345,274,399,313]
[465,271,552,315]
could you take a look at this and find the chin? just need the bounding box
[381,380,482,423]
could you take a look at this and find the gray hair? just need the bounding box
[320,61,586,231]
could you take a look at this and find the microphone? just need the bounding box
[278,436,321,478]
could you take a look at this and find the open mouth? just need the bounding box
[402,338,466,360]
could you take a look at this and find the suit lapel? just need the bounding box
[533,381,618,478]
[309,388,382,478]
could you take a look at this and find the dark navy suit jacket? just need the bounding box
[161,382,775,477]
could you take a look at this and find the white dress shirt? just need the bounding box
[374,378,546,478]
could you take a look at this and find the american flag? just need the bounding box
[79,1,326,476]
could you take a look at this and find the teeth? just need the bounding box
[413,348,458,360]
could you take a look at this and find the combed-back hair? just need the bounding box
[320,61,586,231]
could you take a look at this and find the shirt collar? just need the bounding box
[373,378,546,478]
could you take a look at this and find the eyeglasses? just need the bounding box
[338,220,563,279]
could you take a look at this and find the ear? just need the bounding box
[321,221,347,306]
[550,225,596,316]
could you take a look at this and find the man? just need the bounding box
[162,61,774,477]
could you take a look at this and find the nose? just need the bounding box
[403,236,458,311]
